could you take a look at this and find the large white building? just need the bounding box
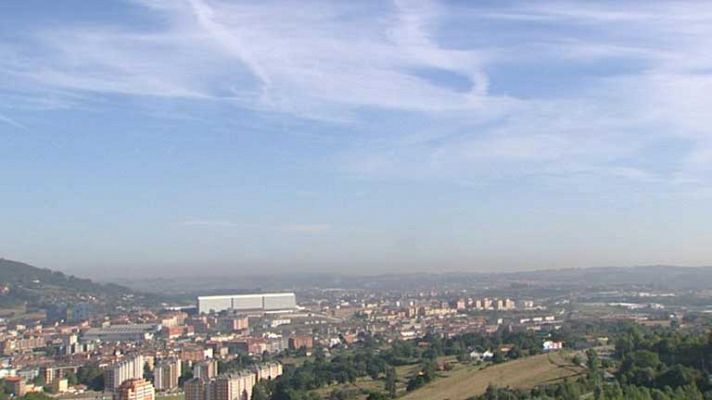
[84,324,160,342]
[197,293,296,314]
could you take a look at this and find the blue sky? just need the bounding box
[2,0,712,278]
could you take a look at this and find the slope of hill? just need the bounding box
[401,352,585,400]
[0,258,133,308]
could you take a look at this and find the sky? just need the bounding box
[2,0,712,279]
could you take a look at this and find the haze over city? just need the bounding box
[3,0,712,278]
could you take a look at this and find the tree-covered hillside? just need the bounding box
[0,258,132,309]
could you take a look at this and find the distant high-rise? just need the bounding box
[183,364,281,400]
[212,373,256,400]
[197,293,296,314]
[105,354,145,392]
[193,360,218,380]
[184,374,255,400]
[153,359,181,391]
[252,363,282,381]
[183,379,206,400]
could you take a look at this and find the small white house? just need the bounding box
[469,350,494,361]
[542,340,563,351]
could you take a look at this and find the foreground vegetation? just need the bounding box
[250,321,712,400]
[471,327,712,400]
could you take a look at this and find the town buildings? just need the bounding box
[288,335,313,350]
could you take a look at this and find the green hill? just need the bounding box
[0,258,133,309]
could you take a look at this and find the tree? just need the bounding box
[251,382,269,400]
[64,370,79,386]
[178,368,193,386]
[77,364,105,391]
[366,393,388,400]
[384,367,397,398]
[492,350,506,364]
[655,365,702,390]
[143,362,153,382]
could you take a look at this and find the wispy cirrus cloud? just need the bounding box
[2,0,489,118]
[3,0,712,190]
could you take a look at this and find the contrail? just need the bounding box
[0,112,28,131]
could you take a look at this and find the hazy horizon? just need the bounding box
[3,1,712,275]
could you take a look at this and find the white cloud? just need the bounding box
[2,0,489,119]
[3,0,712,190]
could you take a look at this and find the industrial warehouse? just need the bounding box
[196,293,297,314]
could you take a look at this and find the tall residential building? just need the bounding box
[105,354,146,392]
[219,316,249,332]
[211,373,256,400]
[505,298,516,310]
[183,364,281,400]
[197,293,296,314]
[153,359,181,391]
[183,379,206,400]
[193,360,218,380]
[252,363,282,381]
[495,298,516,310]
[40,365,79,385]
[114,379,154,400]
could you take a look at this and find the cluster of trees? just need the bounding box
[0,388,55,400]
[254,327,551,399]
[76,364,105,391]
[470,327,712,400]
[614,327,711,394]
[219,351,257,374]
[250,321,712,399]
[277,348,388,392]
[474,381,707,400]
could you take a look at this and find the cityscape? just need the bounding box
[2,1,712,400]
[0,259,710,399]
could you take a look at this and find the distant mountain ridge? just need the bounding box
[112,264,712,293]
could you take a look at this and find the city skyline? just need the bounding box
[3,1,712,275]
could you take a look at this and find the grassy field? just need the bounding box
[400,351,585,400]
[311,356,462,399]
